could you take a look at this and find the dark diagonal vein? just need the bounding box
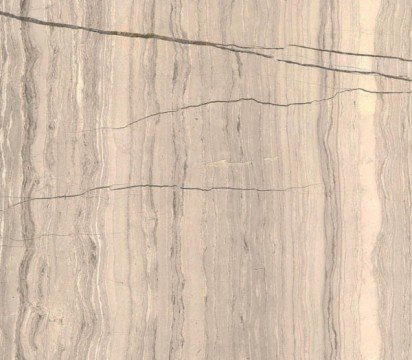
[0,10,273,58]
[278,59,412,82]
[289,44,412,62]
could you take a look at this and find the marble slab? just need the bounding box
[0,1,411,359]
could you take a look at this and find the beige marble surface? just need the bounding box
[0,1,411,359]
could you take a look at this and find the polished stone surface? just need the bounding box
[0,1,411,358]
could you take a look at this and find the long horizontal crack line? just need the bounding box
[1,183,323,211]
[76,88,412,132]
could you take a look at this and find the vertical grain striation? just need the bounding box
[14,0,40,358]
[374,1,412,359]
[316,1,343,358]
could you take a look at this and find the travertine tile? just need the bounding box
[0,1,411,359]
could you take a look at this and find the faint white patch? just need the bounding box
[263,156,278,162]
[205,159,252,167]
